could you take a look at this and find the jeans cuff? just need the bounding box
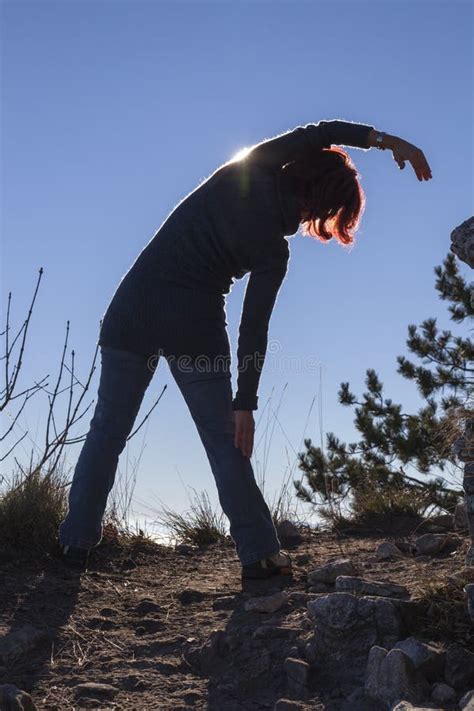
[240,546,281,567]
[59,535,99,551]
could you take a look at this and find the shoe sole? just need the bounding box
[241,565,293,580]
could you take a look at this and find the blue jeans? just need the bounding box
[58,345,281,566]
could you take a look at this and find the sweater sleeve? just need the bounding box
[248,119,375,169]
[232,257,288,411]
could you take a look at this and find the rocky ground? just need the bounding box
[1,522,473,711]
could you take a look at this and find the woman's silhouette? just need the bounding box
[58,119,432,578]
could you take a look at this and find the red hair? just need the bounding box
[284,146,366,247]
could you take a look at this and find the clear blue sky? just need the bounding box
[1,1,472,533]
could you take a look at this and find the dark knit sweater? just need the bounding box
[98,119,374,410]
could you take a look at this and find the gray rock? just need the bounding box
[392,638,445,681]
[376,542,405,560]
[419,514,455,532]
[274,700,305,710]
[364,646,429,708]
[131,598,162,615]
[277,519,303,543]
[391,704,444,711]
[284,657,310,686]
[0,684,38,710]
[459,690,474,710]
[252,626,297,640]
[450,216,474,268]
[308,582,333,594]
[307,558,356,584]
[414,533,456,556]
[454,502,469,530]
[284,657,310,698]
[212,596,237,611]
[444,644,474,690]
[244,591,289,613]
[303,641,317,664]
[335,576,409,598]
[178,588,207,604]
[346,687,365,702]
[288,591,311,605]
[74,682,119,698]
[465,584,474,623]
[0,625,48,665]
[296,553,310,564]
[185,630,230,673]
[306,593,402,679]
[430,682,456,705]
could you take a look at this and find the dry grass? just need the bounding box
[411,568,474,647]
[153,488,229,547]
[0,465,68,553]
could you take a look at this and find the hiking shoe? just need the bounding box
[59,543,91,569]
[242,551,292,580]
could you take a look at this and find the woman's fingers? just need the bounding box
[233,411,254,458]
[235,428,253,457]
[390,138,433,181]
[394,149,432,181]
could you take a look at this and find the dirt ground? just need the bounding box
[1,530,473,710]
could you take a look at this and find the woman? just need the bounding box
[58,119,432,578]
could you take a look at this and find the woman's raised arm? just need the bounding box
[246,119,375,169]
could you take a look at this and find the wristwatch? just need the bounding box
[375,131,387,150]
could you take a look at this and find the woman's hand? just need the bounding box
[233,410,255,458]
[385,135,433,181]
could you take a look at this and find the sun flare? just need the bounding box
[230,146,252,162]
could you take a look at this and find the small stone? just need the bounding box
[0,625,48,665]
[459,690,474,710]
[307,558,355,584]
[414,533,457,556]
[274,699,305,710]
[465,583,474,622]
[0,684,38,710]
[134,618,165,635]
[288,591,311,605]
[430,682,456,705]
[391,703,444,711]
[393,637,445,681]
[131,598,162,615]
[74,682,118,698]
[295,553,310,565]
[375,541,404,560]
[444,644,474,690]
[212,596,237,611]
[244,591,289,614]
[178,588,207,605]
[335,575,409,598]
[284,657,310,686]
